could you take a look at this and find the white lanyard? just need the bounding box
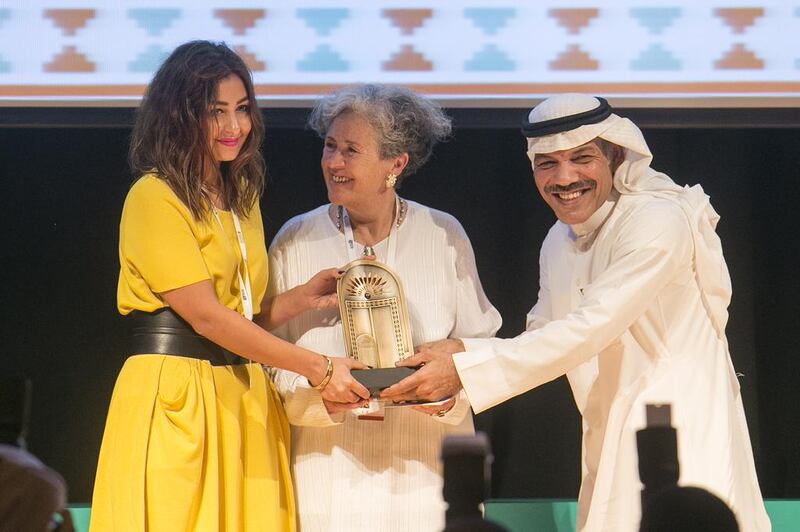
[209,206,253,320]
[341,196,400,266]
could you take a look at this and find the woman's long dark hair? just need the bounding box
[129,41,265,219]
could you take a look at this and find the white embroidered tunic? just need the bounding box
[269,201,501,532]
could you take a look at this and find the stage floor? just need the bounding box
[67,499,799,531]
[484,499,799,531]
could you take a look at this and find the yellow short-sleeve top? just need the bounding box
[117,174,268,315]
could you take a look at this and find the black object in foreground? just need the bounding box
[441,433,507,531]
[637,404,679,506]
[351,367,417,397]
[637,404,739,532]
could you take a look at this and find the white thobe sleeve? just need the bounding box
[435,218,503,424]
[267,243,341,427]
[457,201,693,413]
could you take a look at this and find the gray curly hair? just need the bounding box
[307,84,452,184]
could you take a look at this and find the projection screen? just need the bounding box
[1,0,798,108]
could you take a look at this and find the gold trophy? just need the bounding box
[337,259,417,396]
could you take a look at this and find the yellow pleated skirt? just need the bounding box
[89,355,295,532]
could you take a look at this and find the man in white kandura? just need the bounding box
[383,93,771,532]
[269,84,501,531]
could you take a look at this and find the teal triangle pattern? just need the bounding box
[630,43,681,70]
[297,44,349,72]
[0,9,10,30]
[629,7,681,35]
[128,8,181,36]
[297,8,349,36]
[465,44,515,71]
[129,45,170,73]
[0,55,10,73]
[464,8,515,36]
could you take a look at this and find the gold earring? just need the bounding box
[385,173,397,188]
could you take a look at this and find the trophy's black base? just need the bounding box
[351,367,417,397]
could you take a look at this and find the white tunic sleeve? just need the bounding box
[458,200,693,413]
[268,235,340,427]
[434,216,502,425]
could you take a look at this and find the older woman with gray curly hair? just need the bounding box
[268,84,501,531]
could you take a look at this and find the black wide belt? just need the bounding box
[126,308,246,366]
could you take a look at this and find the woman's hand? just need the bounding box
[295,267,342,311]
[294,258,375,312]
[412,397,456,417]
[259,267,344,329]
[323,398,370,414]
[320,357,371,404]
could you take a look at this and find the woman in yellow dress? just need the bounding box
[89,41,369,532]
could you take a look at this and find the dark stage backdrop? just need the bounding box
[0,117,797,503]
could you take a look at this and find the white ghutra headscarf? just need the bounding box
[523,93,732,339]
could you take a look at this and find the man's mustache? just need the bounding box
[544,180,596,194]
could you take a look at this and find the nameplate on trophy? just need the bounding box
[337,259,416,395]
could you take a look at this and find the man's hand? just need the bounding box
[380,339,465,403]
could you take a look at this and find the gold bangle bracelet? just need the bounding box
[310,355,333,391]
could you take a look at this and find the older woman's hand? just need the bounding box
[323,398,370,414]
[321,357,371,404]
[412,397,456,417]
